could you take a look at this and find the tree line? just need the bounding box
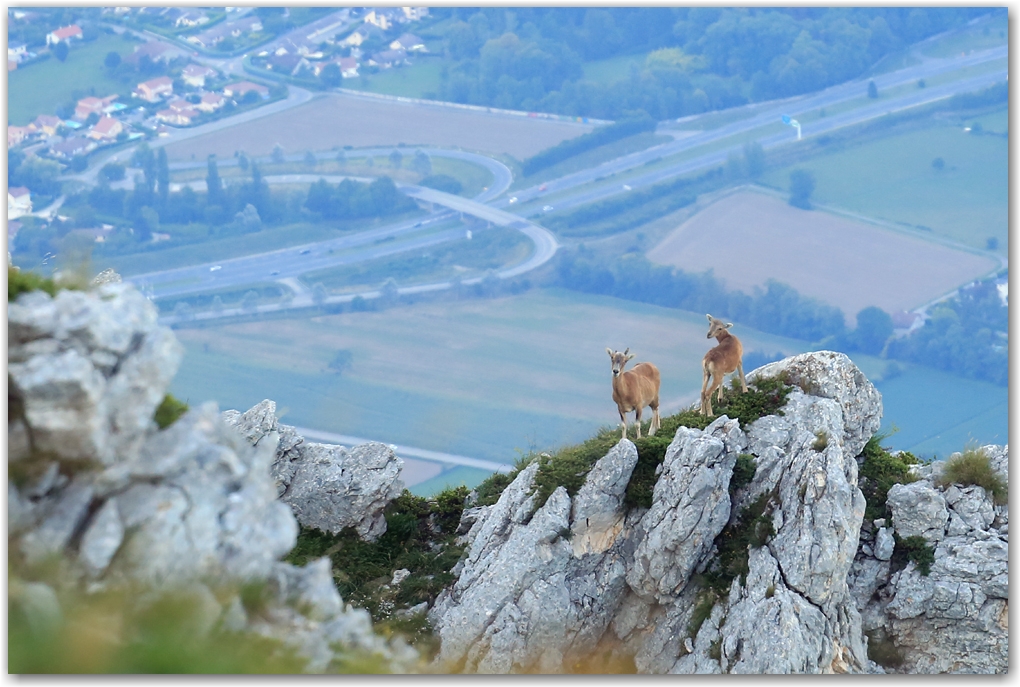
[550,247,1007,386]
[522,113,657,175]
[425,7,991,121]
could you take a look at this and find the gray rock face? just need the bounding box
[431,352,884,674]
[887,481,949,545]
[222,399,404,541]
[7,282,418,673]
[849,444,1008,674]
[9,284,181,466]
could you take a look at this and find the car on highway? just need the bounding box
[270,270,280,276]
[623,184,632,191]
[300,249,312,255]
[209,265,222,272]
[542,205,554,212]
[539,184,547,191]
[414,221,423,227]
[508,196,518,204]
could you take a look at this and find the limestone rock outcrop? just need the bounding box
[429,351,1005,674]
[222,399,405,541]
[8,280,418,673]
[848,444,1008,674]
[431,352,883,674]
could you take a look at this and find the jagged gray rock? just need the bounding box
[887,481,949,545]
[849,444,1008,674]
[222,399,404,541]
[8,283,181,465]
[432,351,890,674]
[7,281,420,673]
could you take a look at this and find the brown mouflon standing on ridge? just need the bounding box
[700,314,748,416]
[607,348,661,440]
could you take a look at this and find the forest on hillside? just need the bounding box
[425,7,990,119]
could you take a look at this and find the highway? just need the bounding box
[131,42,1008,311]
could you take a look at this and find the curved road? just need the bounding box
[108,41,1006,319]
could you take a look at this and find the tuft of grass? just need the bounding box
[890,534,934,576]
[858,433,920,522]
[709,639,722,662]
[154,394,189,429]
[731,454,757,494]
[812,431,829,451]
[687,589,717,640]
[9,583,311,674]
[471,376,791,514]
[703,491,775,596]
[938,446,1007,505]
[283,486,470,660]
[765,585,775,599]
[9,267,61,301]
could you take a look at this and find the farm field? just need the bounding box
[645,190,998,326]
[8,33,141,126]
[168,288,814,464]
[162,92,594,162]
[758,113,1008,254]
[167,287,1005,492]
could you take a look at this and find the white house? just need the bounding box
[8,187,32,219]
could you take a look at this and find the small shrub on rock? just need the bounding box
[154,394,189,429]
[891,534,934,576]
[938,447,1007,505]
[858,434,919,522]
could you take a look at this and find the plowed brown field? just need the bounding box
[163,92,593,161]
[646,190,998,326]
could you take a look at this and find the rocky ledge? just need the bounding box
[428,352,1007,674]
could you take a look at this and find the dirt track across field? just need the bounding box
[163,92,593,162]
[646,190,998,326]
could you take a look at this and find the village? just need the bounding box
[8,6,431,224]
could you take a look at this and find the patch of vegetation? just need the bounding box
[9,583,311,674]
[703,490,776,596]
[812,431,829,451]
[472,375,791,513]
[687,590,717,639]
[938,446,1007,505]
[153,394,189,429]
[765,585,775,599]
[9,267,62,301]
[866,629,904,670]
[890,534,934,577]
[730,454,758,494]
[858,433,920,522]
[709,638,723,661]
[284,487,470,658]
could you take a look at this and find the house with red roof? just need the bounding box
[133,76,173,102]
[31,114,62,136]
[88,116,124,141]
[46,25,83,45]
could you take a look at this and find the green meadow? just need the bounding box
[344,60,445,99]
[760,111,1008,254]
[8,33,142,126]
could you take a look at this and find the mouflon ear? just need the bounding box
[606,347,614,357]
[625,353,635,361]
[706,314,713,322]
[623,348,629,356]
[726,322,733,328]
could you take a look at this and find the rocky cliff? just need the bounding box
[8,278,418,673]
[7,277,1007,674]
[427,353,1008,674]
